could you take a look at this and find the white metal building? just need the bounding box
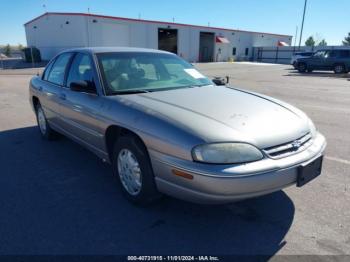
[25,12,292,62]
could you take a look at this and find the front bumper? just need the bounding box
[149,132,326,204]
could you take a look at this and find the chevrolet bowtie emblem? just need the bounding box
[292,140,302,149]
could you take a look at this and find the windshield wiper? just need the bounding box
[111,89,151,95]
[188,84,211,88]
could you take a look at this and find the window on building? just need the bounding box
[232,47,237,56]
[67,53,95,89]
[47,53,73,86]
[245,48,249,56]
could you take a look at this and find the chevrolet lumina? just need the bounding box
[29,47,326,205]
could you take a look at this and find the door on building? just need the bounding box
[199,32,215,62]
[158,29,178,54]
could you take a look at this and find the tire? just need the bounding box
[112,135,161,205]
[307,69,313,73]
[298,63,307,73]
[35,103,59,140]
[334,64,346,74]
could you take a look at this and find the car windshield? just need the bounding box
[97,52,213,95]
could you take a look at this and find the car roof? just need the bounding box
[63,47,172,55]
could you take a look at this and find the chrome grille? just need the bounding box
[263,133,313,159]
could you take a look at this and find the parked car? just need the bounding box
[291,51,314,68]
[296,49,350,74]
[29,47,326,205]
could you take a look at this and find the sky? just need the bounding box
[0,0,349,46]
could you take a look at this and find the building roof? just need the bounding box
[24,12,292,38]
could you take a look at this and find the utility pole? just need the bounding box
[298,0,308,49]
[294,26,298,47]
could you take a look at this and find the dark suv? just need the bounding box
[296,49,350,74]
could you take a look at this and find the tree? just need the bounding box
[343,32,350,46]
[18,43,23,50]
[4,44,11,57]
[318,39,327,47]
[305,36,315,47]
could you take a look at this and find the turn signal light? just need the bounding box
[172,169,194,180]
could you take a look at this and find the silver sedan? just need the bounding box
[29,47,326,205]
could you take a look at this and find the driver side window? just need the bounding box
[67,53,95,90]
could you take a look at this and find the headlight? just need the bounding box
[192,143,264,164]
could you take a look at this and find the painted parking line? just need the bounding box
[325,156,350,165]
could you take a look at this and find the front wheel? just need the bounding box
[35,103,59,140]
[334,64,346,74]
[298,63,307,73]
[112,135,161,205]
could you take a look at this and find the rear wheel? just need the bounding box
[112,135,161,205]
[35,103,59,140]
[334,64,346,74]
[298,63,307,73]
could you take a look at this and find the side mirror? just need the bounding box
[70,80,96,94]
[212,76,229,86]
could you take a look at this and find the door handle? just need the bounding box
[59,93,66,100]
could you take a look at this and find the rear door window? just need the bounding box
[47,53,73,86]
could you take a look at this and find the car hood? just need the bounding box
[120,86,310,149]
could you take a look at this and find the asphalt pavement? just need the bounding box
[0,63,349,258]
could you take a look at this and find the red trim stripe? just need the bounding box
[24,12,292,38]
